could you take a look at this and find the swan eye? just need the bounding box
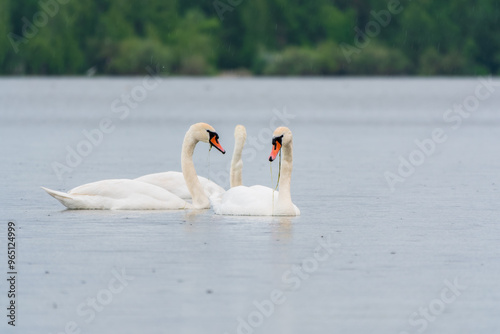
[269,135,283,161]
[272,135,283,150]
[207,130,226,154]
[207,130,219,143]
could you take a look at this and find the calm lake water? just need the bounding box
[1,77,499,334]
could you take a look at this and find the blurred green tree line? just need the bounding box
[1,0,499,75]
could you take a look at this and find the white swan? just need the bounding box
[212,126,300,216]
[135,124,246,198]
[42,123,226,210]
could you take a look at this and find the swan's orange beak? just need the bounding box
[269,136,282,161]
[209,131,226,154]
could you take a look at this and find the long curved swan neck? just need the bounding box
[276,140,294,213]
[230,134,245,188]
[181,131,209,208]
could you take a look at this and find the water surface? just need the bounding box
[1,78,499,334]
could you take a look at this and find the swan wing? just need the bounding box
[135,172,225,199]
[135,172,191,198]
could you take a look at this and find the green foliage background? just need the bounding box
[1,0,499,75]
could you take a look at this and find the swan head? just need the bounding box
[189,122,226,154]
[234,125,247,143]
[269,127,292,161]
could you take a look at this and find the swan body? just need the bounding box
[212,185,300,216]
[43,123,226,210]
[213,127,300,216]
[41,180,189,210]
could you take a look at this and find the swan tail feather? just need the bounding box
[41,187,76,209]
